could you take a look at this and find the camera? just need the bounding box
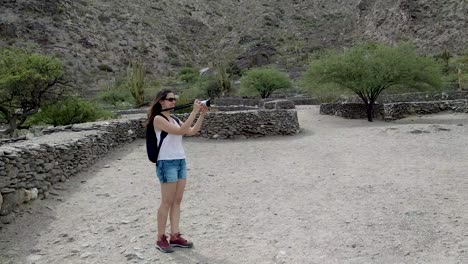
[200,99,211,107]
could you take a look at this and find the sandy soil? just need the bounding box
[1,106,467,264]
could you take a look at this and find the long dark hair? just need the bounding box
[146,89,175,127]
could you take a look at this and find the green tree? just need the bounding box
[0,48,67,135]
[240,67,292,98]
[302,43,443,121]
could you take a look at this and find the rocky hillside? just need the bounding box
[0,0,466,95]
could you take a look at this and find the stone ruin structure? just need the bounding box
[0,100,299,226]
[320,92,468,120]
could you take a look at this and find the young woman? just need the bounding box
[147,89,208,253]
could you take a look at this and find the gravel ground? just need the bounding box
[0,106,467,264]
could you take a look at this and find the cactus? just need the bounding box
[127,59,145,107]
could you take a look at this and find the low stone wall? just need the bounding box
[320,103,384,119]
[340,91,468,104]
[194,109,299,139]
[213,98,260,107]
[214,97,318,108]
[0,108,299,225]
[320,100,468,120]
[0,118,145,225]
[383,100,468,120]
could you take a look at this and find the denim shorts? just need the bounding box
[156,159,187,183]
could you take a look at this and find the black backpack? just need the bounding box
[146,114,180,163]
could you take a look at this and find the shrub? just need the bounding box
[189,76,223,99]
[98,89,134,107]
[28,97,114,126]
[240,67,292,98]
[177,67,199,83]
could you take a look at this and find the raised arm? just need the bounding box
[187,105,208,136]
[154,100,203,135]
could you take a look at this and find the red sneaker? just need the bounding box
[156,234,174,253]
[170,233,194,248]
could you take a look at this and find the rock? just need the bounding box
[125,252,144,261]
[0,21,17,37]
[24,188,38,202]
[0,188,15,194]
[0,213,15,224]
[6,164,19,178]
[0,190,21,215]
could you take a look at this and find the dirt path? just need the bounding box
[1,106,467,264]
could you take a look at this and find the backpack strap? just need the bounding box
[146,114,181,163]
[170,115,180,125]
[156,114,170,160]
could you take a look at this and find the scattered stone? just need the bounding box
[409,129,430,134]
[26,255,42,261]
[80,252,93,259]
[125,252,144,261]
[24,188,38,202]
[0,213,15,224]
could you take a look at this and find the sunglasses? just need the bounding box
[165,98,177,102]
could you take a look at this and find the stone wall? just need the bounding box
[383,100,468,120]
[320,100,468,120]
[340,91,468,104]
[0,118,145,225]
[320,103,384,119]
[0,108,299,225]
[193,109,299,139]
[214,97,319,108]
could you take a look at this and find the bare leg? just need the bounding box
[158,182,177,239]
[170,179,186,235]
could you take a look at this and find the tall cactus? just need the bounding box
[127,59,145,107]
[215,60,232,97]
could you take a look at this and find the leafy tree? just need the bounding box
[240,67,292,98]
[302,43,443,121]
[0,48,67,135]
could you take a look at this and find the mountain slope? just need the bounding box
[0,0,466,94]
